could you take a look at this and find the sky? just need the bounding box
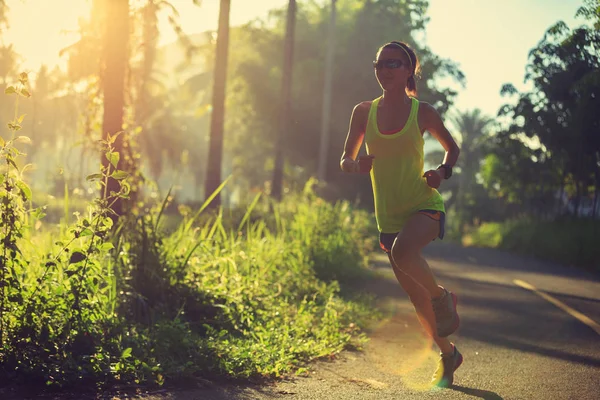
[1,0,586,118]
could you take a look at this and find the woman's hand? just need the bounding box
[341,155,374,174]
[340,157,360,173]
[423,169,443,188]
[358,155,374,174]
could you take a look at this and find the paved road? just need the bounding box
[138,243,600,399]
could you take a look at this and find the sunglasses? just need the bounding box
[373,59,406,70]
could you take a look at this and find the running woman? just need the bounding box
[340,41,462,388]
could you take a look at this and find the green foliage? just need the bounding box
[282,179,377,283]
[1,73,33,349]
[0,82,376,390]
[464,218,600,269]
[215,0,464,201]
[487,3,600,216]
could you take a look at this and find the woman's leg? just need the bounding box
[387,254,453,355]
[390,213,459,339]
[389,213,444,298]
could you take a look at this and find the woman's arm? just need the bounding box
[340,102,370,173]
[419,102,460,179]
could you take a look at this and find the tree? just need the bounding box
[487,2,600,219]
[271,0,297,201]
[203,0,231,207]
[222,0,464,205]
[317,0,337,182]
[102,0,130,217]
[130,0,203,182]
[451,109,492,230]
[0,0,7,29]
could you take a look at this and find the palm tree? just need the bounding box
[451,109,493,233]
[0,1,7,28]
[317,0,337,182]
[102,0,130,218]
[271,0,297,200]
[204,0,231,208]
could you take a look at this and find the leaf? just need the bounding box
[79,228,94,237]
[105,151,120,168]
[121,347,132,359]
[17,114,26,124]
[120,180,131,196]
[69,251,86,264]
[99,242,114,251]
[19,72,28,83]
[0,136,4,146]
[9,123,22,131]
[111,170,129,180]
[86,173,103,181]
[4,86,16,95]
[107,131,122,144]
[7,158,18,170]
[65,268,80,278]
[15,136,31,144]
[20,88,31,98]
[15,181,32,200]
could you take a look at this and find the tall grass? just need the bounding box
[1,77,378,391]
[0,74,373,387]
[0,180,376,389]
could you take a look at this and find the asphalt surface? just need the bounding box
[23,242,599,400]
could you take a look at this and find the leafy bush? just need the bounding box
[0,75,377,391]
[465,218,600,269]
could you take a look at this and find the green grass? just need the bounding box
[0,179,379,391]
[0,76,380,392]
[464,218,600,270]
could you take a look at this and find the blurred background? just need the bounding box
[1,0,598,260]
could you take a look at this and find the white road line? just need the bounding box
[514,279,600,336]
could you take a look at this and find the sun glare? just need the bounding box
[4,0,92,72]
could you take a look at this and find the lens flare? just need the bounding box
[366,305,441,392]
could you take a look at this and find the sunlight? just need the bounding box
[0,0,598,394]
[3,0,92,71]
[4,0,290,73]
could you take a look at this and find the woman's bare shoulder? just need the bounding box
[353,101,373,120]
[417,100,443,128]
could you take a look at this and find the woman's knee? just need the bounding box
[390,236,419,270]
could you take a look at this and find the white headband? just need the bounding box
[388,43,413,70]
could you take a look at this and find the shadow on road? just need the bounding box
[423,241,600,282]
[364,249,600,368]
[171,385,280,400]
[433,273,600,368]
[451,384,504,399]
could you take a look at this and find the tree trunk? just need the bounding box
[555,169,567,218]
[204,0,231,208]
[574,181,582,218]
[456,150,468,236]
[102,0,129,218]
[272,0,297,201]
[592,169,599,219]
[317,0,336,182]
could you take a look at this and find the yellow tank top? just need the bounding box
[365,96,445,233]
